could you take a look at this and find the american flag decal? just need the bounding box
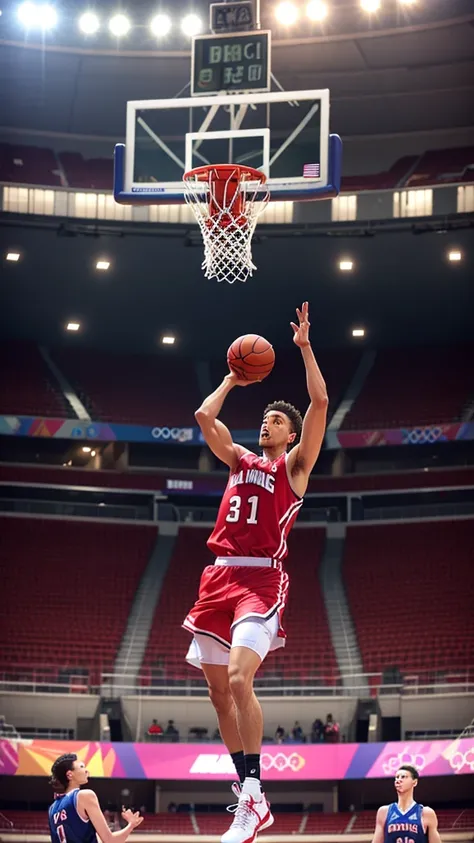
[303,163,320,178]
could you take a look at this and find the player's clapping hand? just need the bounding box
[121,808,144,828]
[290,301,311,348]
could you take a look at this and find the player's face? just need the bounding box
[394,769,416,795]
[70,760,89,786]
[259,411,295,449]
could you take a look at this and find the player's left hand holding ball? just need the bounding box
[290,301,311,348]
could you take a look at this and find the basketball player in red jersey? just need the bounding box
[183,302,328,843]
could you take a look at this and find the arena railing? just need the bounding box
[1,668,473,698]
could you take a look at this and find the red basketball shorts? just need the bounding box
[183,562,289,651]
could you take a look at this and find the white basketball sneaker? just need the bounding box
[222,781,274,843]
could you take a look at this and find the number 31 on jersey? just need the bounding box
[226,494,259,524]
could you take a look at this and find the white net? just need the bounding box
[183,165,270,284]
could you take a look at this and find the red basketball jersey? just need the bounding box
[207,450,303,563]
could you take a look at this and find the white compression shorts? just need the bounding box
[186,614,279,668]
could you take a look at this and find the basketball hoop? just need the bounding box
[183,164,269,284]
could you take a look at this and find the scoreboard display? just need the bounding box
[191,31,271,96]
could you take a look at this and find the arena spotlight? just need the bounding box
[275,1,299,25]
[352,328,366,338]
[82,446,92,453]
[17,2,57,29]
[66,321,81,332]
[181,13,202,36]
[96,259,110,270]
[150,13,172,36]
[108,13,130,36]
[306,0,328,21]
[448,250,462,262]
[360,0,381,11]
[162,335,176,345]
[79,11,100,33]
[339,259,354,271]
[6,251,21,261]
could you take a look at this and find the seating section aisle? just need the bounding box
[142,527,337,684]
[342,346,473,429]
[0,517,156,684]
[52,347,201,426]
[0,341,70,418]
[343,520,474,676]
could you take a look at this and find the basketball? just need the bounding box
[227,334,275,382]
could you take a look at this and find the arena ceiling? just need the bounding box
[0,0,473,140]
[1,217,473,357]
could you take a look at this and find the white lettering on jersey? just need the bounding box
[229,467,275,494]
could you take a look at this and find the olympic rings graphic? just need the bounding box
[261,752,306,773]
[382,749,426,776]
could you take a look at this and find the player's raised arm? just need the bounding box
[423,807,442,843]
[78,792,143,843]
[194,373,251,471]
[287,302,328,494]
[371,806,389,843]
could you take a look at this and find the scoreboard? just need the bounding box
[191,30,271,96]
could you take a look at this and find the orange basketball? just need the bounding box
[227,334,275,382]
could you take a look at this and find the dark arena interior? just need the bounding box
[0,0,473,841]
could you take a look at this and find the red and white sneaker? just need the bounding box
[222,784,274,843]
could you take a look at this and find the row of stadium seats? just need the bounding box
[1,141,473,191]
[1,341,473,429]
[2,808,474,834]
[1,517,473,685]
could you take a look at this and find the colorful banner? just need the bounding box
[1,738,473,781]
[1,415,474,448]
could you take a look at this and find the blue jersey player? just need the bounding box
[372,765,441,843]
[48,754,143,843]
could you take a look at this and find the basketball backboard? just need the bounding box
[114,89,342,205]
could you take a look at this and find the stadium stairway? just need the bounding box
[327,349,376,433]
[319,525,368,692]
[39,346,89,420]
[113,525,178,695]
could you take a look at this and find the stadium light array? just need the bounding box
[339,259,354,271]
[275,1,299,25]
[150,13,172,36]
[162,335,176,345]
[352,328,366,338]
[6,251,21,261]
[306,0,328,21]
[66,321,81,332]
[17,2,58,29]
[360,0,381,11]
[108,13,131,36]
[79,11,100,33]
[96,259,110,271]
[181,13,202,36]
[448,250,462,262]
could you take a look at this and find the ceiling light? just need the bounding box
[17,2,57,28]
[181,13,202,36]
[66,321,80,332]
[339,259,354,271]
[275,1,299,24]
[108,13,130,36]
[150,13,171,36]
[79,11,100,33]
[96,259,110,271]
[306,0,328,21]
[352,328,365,338]
[6,252,21,261]
[82,446,92,453]
[91,450,96,457]
[360,0,381,11]
[162,335,176,345]
[448,250,462,262]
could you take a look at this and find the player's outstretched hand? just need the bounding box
[290,301,311,348]
[121,808,144,828]
[225,371,259,387]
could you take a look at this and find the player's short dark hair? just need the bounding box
[50,754,77,791]
[264,401,303,445]
[398,764,419,781]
